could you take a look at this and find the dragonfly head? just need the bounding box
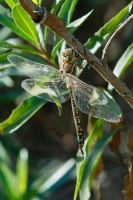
[60,48,75,64]
[60,48,80,74]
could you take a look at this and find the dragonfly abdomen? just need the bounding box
[69,88,84,155]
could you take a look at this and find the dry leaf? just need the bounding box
[109,117,127,165]
[124,155,133,200]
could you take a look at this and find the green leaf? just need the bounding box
[0,75,14,87]
[0,163,20,199]
[51,11,93,60]
[67,0,78,24]
[36,23,45,49]
[12,5,39,45]
[5,0,17,8]
[113,44,133,78]
[32,0,40,4]
[52,0,80,54]
[80,130,119,200]
[74,120,120,200]
[51,0,65,14]
[51,39,63,60]
[85,2,133,53]
[67,10,93,33]
[74,119,103,200]
[0,142,11,166]
[108,44,133,92]
[16,148,28,196]
[0,26,13,41]
[32,159,75,197]
[0,5,36,44]
[44,0,65,48]
[0,4,12,19]
[0,41,43,57]
[58,0,74,25]
[0,97,45,135]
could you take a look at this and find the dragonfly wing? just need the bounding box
[73,94,119,122]
[8,54,61,81]
[22,79,70,103]
[65,73,108,105]
[8,55,70,103]
[64,74,119,122]
[90,104,120,122]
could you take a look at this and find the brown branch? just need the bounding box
[102,14,133,61]
[18,0,133,108]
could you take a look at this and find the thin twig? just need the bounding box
[102,14,133,61]
[18,0,133,108]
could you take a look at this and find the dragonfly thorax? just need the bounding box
[60,62,74,74]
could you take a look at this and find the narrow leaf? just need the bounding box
[58,0,73,25]
[85,2,133,53]
[36,159,75,196]
[52,0,79,52]
[74,119,103,200]
[12,5,39,45]
[0,26,12,41]
[51,0,65,14]
[67,0,78,24]
[0,5,36,44]
[0,41,43,57]
[5,0,17,8]
[75,121,120,200]
[67,10,93,33]
[16,148,28,196]
[0,163,20,199]
[44,0,65,47]
[80,129,120,200]
[0,142,11,166]
[51,39,63,60]
[51,11,93,60]
[32,0,40,4]
[0,97,45,135]
[108,44,133,92]
[113,44,133,78]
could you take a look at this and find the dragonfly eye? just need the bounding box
[62,53,66,57]
[60,48,74,64]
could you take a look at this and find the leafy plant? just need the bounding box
[0,143,75,200]
[0,0,132,199]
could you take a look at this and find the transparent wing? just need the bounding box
[73,95,119,122]
[65,74,119,122]
[90,104,120,122]
[8,54,70,103]
[65,73,108,105]
[22,79,70,103]
[8,54,61,81]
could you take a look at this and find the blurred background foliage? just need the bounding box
[0,0,133,199]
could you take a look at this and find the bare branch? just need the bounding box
[102,14,133,61]
[18,0,133,107]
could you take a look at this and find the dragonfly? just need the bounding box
[8,48,120,155]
